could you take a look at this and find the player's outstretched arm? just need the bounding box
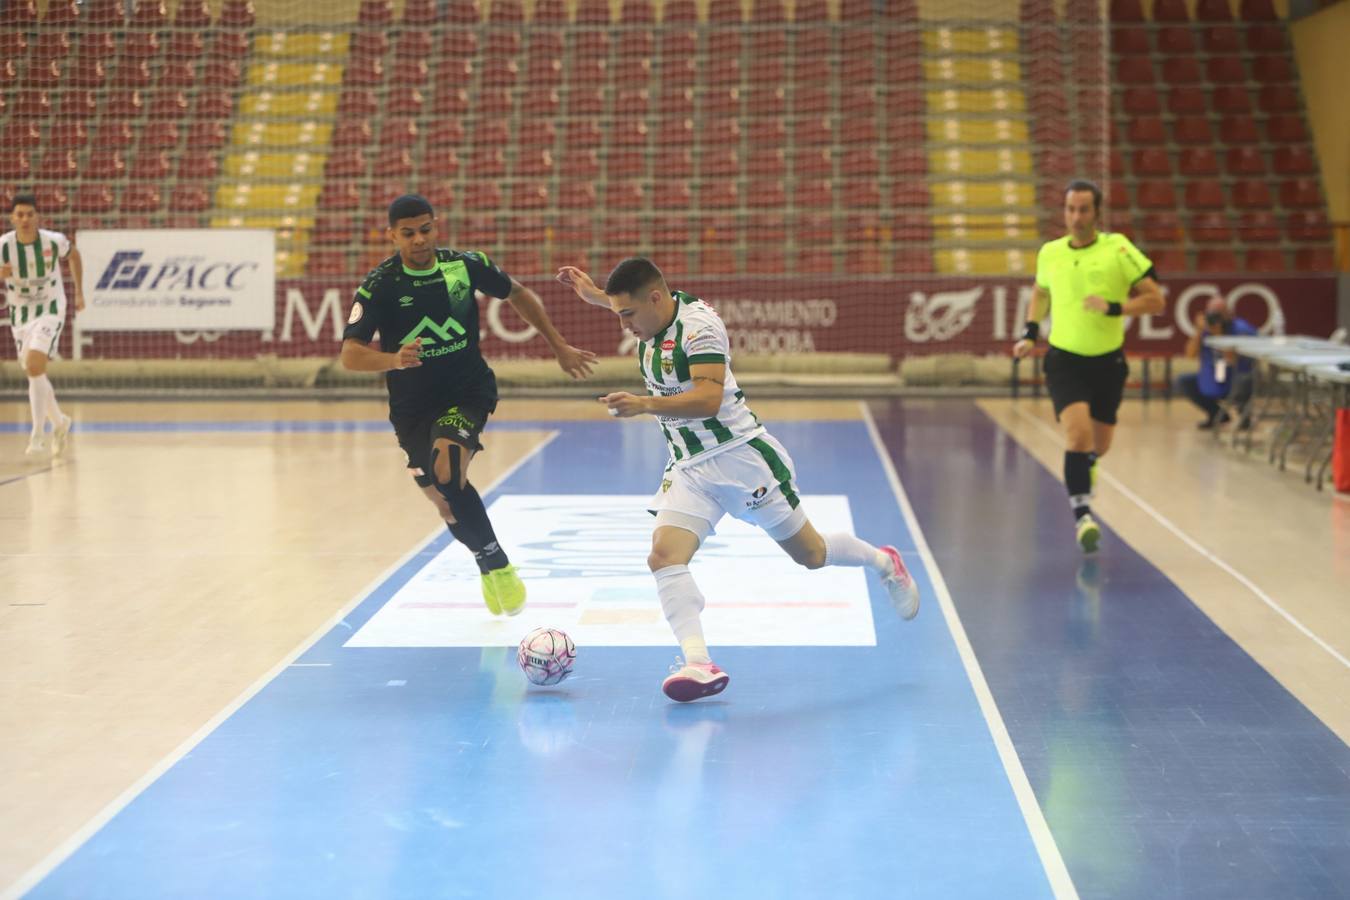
[555,266,611,307]
[341,337,422,371]
[598,363,724,419]
[505,279,598,380]
[67,247,85,313]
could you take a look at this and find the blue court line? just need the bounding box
[869,399,1350,900]
[26,420,1057,900]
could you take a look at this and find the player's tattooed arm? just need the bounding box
[691,374,724,387]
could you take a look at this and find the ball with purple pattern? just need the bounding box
[517,627,576,686]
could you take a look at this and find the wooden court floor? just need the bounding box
[1,396,1346,893]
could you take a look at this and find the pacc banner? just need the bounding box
[67,273,1338,361]
[77,229,275,331]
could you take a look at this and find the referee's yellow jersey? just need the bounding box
[1035,232,1153,356]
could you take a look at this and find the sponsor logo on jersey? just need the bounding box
[661,339,675,350]
[398,295,414,307]
[746,485,771,509]
[400,314,467,347]
[436,407,475,431]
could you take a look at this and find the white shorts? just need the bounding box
[649,433,807,542]
[11,315,63,360]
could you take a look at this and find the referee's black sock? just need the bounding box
[445,482,510,574]
[1065,451,1093,520]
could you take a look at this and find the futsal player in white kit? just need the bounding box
[558,258,920,703]
[2,194,84,456]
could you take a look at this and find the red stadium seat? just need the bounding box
[1160,58,1202,83]
[1195,249,1239,272]
[1244,248,1286,272]
[1155,26,1195,53]
[559,149,600,179]
[1237,211,1280,242]
[44,0,80,24]
[1279,179,1322,208]
[1231,180,1273,208]
[1122,87,1161,115]
[326,148,368,178]
[465,147,506,178]
[169,183,210,213]
[1201,25,1242,52]
[1272,146,1316,176]
[1140,212,1183,244]
[148,90,189,119]
[604,150,644,179]
[1240,0,1276,20]
[120,184,162,213]
[653,182,691,210]
[1127,117,1167,144]
[421,148,461,178]
[1173,118,1213,143]
[1206,57,1247,84]
[1189,212,1232,241]
[514,149,554,177]
[1265,115,1308,143]
[653,147,694,178]
[94,121,135,148]
[177,150,219,180]
[1219,115,1260,143]
[130,150,171,179]
[460,183,502,211]
[1286,211,1331,242]
[603,181,645,210]
[1111,26,1150,53]
[1152,0,1189,21]
[48,122,89,150]
[1224,146,1266,175]
[1257,84,1300,114]
[1293,247,1336,271]
[1210,85,1253,116]
[1251,55,1293,82]
[1178,147,1219,176]
[1132,148,1171,176]
[140,121,179,150]
[842,181,881,209]
[317,181,361,211]
[1136,180,1177,209]
[1195,0,1231,21]
[1246,23,1284,51]
[33,185,69,213]
[73,184,115,214]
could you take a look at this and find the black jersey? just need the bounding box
[343,249,514,419]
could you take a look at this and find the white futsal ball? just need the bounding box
[517,627,576,686]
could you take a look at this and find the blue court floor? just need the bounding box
[17,401,1350,900]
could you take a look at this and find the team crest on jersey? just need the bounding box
[660,478,672,493]
[348,301,363,324]
[660,356,674,375]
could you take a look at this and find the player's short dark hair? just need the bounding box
[11,193,37,212]
[1064,179,1102,212]
[387,193,434,225]
[605,257,665,297]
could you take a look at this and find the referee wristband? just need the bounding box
[1105,302,1123,317]
[1021,321,1039,342]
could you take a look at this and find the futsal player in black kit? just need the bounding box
[341,194,596,614]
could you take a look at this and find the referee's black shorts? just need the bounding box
[1043,346,1129,425]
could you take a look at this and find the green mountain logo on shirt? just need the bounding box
[400,314,466,347]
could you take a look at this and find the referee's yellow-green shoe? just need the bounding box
[484,564,527,616]
[1076,514,1101,554]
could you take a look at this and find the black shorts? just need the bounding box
[391,403,491,486]
[1043,346,1130,425]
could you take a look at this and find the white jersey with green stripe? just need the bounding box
[637,290,765,467]
[2,229,71,327]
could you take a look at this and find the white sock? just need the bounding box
[27,376,50,437]
[822,532,888,571]
[39,375,64,424]
[653,564,711,664]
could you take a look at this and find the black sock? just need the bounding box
[445,482,510,573]
[1065,451,1093,520]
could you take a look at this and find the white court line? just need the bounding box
[860,403,1079,900]
[2,431,560,900]
[1013,406,1350,671]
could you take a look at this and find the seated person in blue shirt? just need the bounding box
[1178,297,1257,429]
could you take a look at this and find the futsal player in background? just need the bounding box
[1013,180,1165,553]
[341,194,597,616]
[1,193,84,457]
[559,257,920,703]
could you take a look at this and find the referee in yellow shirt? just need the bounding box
[1013,180,1165,553]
